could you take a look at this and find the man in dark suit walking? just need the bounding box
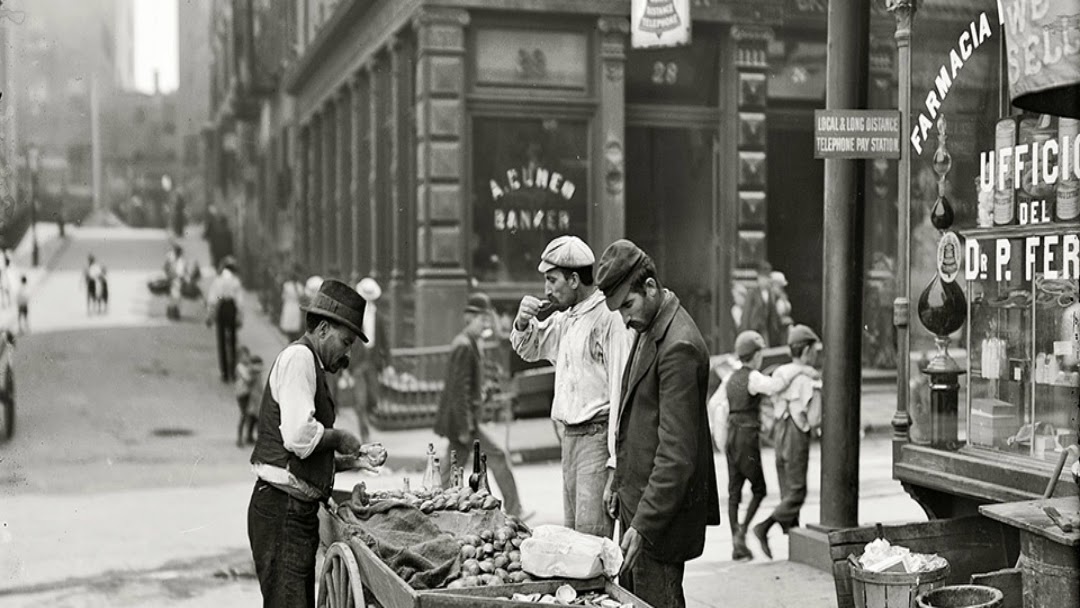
[738,260,784,347]
[596,240,721,608]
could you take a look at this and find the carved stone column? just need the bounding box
[350,71,369,277]
[366,58,383,281]
[412,7,470,346]
[309,113,323,272]
[596,16,629,250]
[297,124,310,270]
[323,99,338,275]
[732,25,772,285]
[388,34,407,347]
[337,86,352,277]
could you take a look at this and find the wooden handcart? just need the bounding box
[317,490,652,608]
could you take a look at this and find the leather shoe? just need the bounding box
[752,522,773,559]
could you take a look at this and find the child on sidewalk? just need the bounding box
[15,275,28,334]
[234,347,264,447]
[718,330,817,561]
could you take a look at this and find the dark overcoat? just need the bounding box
[613,291,721,564]
[433,332,481,444]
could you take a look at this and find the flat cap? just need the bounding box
[538,235,595,273]
[596,239,647,311]
[735,331,767,358]
[787,324,820,347]
[464,292,493,314]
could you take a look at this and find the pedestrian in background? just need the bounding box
[247,279,385,607]
[719,330,816,560]
[739,261,783,347]
[207,256,244,383]
[279,267,305,342]
[434,292,525,519]
[15,275,28,334]
[595,239,720,608]
[84,254,102,315]
[165,245,187,320]
[770,271,794,345]
[0,252,12,308]
[511,235,633,539]
[97,266,109,314]
[752,324,822,558]
[352,277,389,444]
[235,346,264,447]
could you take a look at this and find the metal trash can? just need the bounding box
[916,585,1003,608]
[851,562,950,608]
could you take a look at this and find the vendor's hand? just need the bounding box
[619,526,644,576]
[514,295,542,331]
[336,430,363,456]
[603,469,618,519]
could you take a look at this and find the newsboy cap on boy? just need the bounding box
[537,235,595,273]
[464,292,493,314]
[787,324,820,347]
[734,330,767,358]
[302,279,369,343]
[596,239,648,311]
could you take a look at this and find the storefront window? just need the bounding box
[471,117,589,283]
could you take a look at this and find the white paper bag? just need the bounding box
[520,525,624,579]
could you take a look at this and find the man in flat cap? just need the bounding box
[511,235,634,539]
[595,239,719,608]
[248,279,387,607]
[752,324,822,558]
[436,292,525,518]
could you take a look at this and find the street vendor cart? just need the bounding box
[316,487,651,608]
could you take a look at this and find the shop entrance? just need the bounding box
[626,125,721,349]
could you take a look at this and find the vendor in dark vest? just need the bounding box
[247,279,388,608]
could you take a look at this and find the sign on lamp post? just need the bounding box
[631,0,691,49]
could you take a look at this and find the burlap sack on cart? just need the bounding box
[342,500,461,590]
[520,525,623,579]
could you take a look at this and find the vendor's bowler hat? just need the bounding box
[302,279,369,342]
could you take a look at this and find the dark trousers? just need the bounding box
[444,428,523,517]
[248,479,321,608]
[216,299,238,381]
[237,395,257,445]
[769,416,810,531]
[726,422,766,525]
[619,549,686,608]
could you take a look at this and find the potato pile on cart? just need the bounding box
[317,443,652,608]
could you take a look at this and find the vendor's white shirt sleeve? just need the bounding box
[269,345,325,459]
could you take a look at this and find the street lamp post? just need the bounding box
[886,0,917,449]
[27,146,39,267]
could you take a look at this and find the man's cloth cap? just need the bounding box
[302,279,369,342]
[787,324,820,347]
[596,239,647,311]
[464,292,493,314]
[538,235,595,273]
[735,331,767,357]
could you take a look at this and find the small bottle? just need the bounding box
[421,443,436,491]
[478,453,491,494]
[430,457,444,492]
[449,450,458,487]
[468,440,482,492]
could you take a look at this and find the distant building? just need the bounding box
[102,90,178,227]
[176,0,212,215]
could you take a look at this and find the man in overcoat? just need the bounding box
[738,260,784,346]
[434,292,524,517]
[596,239,721,608]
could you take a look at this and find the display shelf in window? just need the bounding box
[1031,272,1080,464]
[967,239,1033,454]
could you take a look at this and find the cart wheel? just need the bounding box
[318,541,366,608]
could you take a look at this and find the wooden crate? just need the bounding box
[827,516,1012,608]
